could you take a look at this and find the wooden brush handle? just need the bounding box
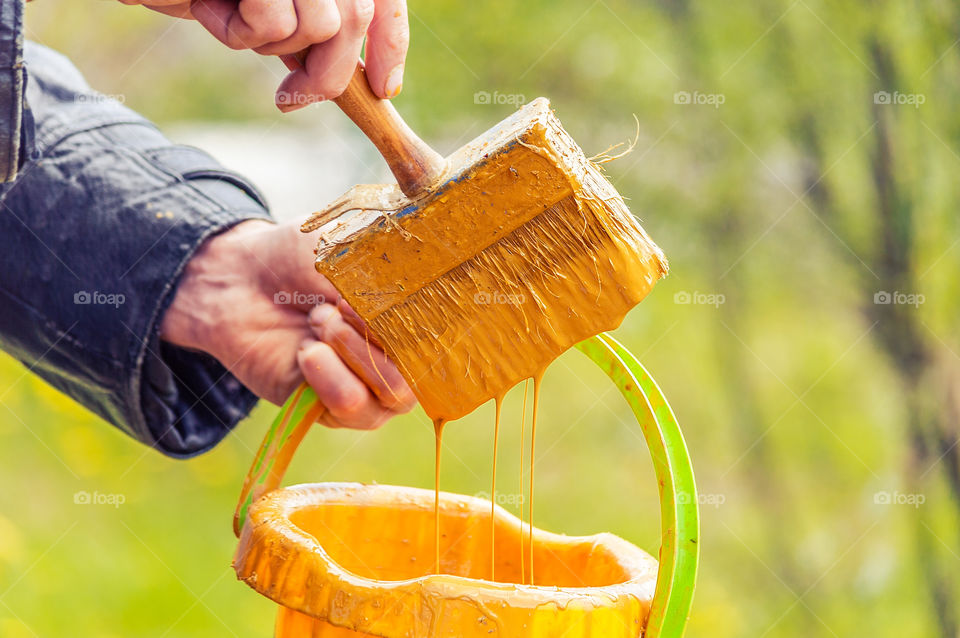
[334,64,447,196]
[288,53,446,197]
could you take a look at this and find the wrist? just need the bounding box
[160,219,274,356]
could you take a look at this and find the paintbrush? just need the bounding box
[299,63,667,422]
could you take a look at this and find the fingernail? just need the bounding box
[309,303,336,328]
[384,65,404,98]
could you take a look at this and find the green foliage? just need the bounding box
[4,0,958,636]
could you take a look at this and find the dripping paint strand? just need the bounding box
[529,373,542,584]
[518,378,529,585]
[490,397,502,581]
[434,418,445,575]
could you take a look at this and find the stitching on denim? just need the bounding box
[32,117,156,158]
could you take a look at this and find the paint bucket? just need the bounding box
[233,334,699,637]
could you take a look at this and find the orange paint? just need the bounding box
[306,99,668,425]
[227,90,684,637]
[297,101,669,598]
[239,483,660,637]
[528,372,543,584]
[433,418,445,575]
[518,378,529,585]
[490,396,502,581]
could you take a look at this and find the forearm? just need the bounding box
[0,42,273,457]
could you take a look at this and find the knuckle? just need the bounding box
[341,0,375,31]
[259,21,297,43]
[380,22,410,55]
[309,7,342,41]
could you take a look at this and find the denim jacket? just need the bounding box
[0,0,29,182]
[0,32,274,456]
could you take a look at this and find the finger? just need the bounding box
[236,318,313,406]
[297,339,394,429]
[320,410,395,430]
[275,0,374,111]
[364,0,408,98]
[336,298,385,350]
[146,5,195,18]
[253,0,342,56]
[124,2,193,18]
[309,304,415,412]
[192,0,298,50]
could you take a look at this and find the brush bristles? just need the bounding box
[306,97,667,422]
[370,183,666,421]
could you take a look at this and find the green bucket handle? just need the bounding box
[234,333,699,637]
[575,333,699,637]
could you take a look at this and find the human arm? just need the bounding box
[0,42,413,458]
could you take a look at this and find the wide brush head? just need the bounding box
[301,98,667,422]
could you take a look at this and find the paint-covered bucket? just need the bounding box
[238,483,658,637]
[232,334,699,637]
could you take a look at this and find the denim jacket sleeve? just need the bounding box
[0,0,29,182]
[0,42,274,458]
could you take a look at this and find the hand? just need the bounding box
[120,0,410,109]
[159,219,416,430]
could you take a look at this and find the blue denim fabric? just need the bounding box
[0,42,274,457]
[0,0,30,182]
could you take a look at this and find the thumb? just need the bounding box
[275,67,320,112]
[275,49,337,112]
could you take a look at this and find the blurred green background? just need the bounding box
[2,0,958,636]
